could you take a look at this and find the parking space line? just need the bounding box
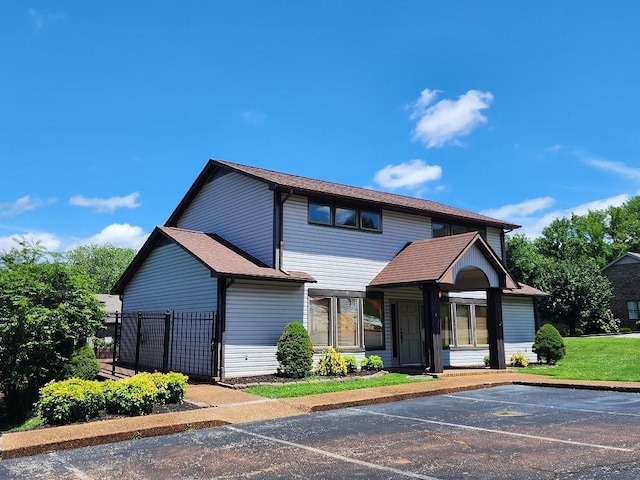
[444,394,640,417]
[353,409,634,452]
[227,426,441,480]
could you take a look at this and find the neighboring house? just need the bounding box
[602,252,640,330]
[112,159,546,379]
[95,293,122,342]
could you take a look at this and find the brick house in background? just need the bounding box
[602,252,640,330]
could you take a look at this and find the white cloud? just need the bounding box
[587,159,640,180]
[27,8,65,30]
[69,192,141,213]
[76,223,148,250]
[545,144,563,153]
[0,232,61,253]
[410,88,493,148]
[373,159,442,189]
[481,197,555,220]
[240,111,267,124]
[492,194,631,238]
[0,195,42,217]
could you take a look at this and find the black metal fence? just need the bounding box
[112,310,217,379]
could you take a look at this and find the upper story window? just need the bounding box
[308,201,382,232]
[432,222,486,239]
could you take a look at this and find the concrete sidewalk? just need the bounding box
[2,371,640,460]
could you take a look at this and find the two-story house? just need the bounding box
[112,159,545,379]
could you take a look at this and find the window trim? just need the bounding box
[308,294,363,350]
[308,200,382,233]
[440,301,489,348]
[363,292,385,351]
[627,300,640,321]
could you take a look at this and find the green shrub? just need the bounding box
[360,355,384,371]
[60,343,100,380]
[343,355,358,373]
[276,322,314,378]
[620,327,632,334]
[483,354,490,367]
[104,373,158,416]
[573,328,584,337]
[532,324,566,365]
[509,351,529,367]
[151,372,188,404]
[37,378,105,425]
[315,347,347,376]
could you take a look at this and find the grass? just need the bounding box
[517,336,640,381]
[245,372,433,398]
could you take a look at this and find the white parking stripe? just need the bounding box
[444,393,640,417]
[227,426,441,480]
[352,409,634,452]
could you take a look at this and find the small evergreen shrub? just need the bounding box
[483,354,490,367]
[620,327,632,334]
[104,373,158,416]
[343,355,358,373]
[60,343,100,380]
[509,352,529,368]
[532,324,566,365]
[360,355,384,371]
[315,347,347,376]
[37,378,105,425]
[276,322,314,378]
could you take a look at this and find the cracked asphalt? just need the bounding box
[1,385,639,479]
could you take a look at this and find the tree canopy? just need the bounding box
[66,244,136,293]
[505,195,640,335]
[0,240,105,406]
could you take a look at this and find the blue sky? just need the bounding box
[2,2,639,252]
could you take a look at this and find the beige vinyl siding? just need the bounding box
[224,280,305,378]
[486,227,503,258]
[176,170,274,266]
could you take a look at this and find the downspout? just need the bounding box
[216,277,234,382]
[277,188,293,273]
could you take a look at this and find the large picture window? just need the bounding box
[308,293,384,350]
[440,302,488,347]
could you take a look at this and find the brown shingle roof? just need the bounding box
[503,283,548,297]
[369,232,517,289]
[111,227,314,294]
[166,159,520,229]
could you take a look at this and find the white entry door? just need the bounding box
[398,302,423,366]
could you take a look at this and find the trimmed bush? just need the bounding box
[509,351,529,368]
[620,327,632,334]
[315,347,347,376]
[360,355,384,371]
[343,355,358,373]
[276,322,314,378]
[60,343,100,380]
[151,372,188,404]
[104,373,158,416]
[483,354,490,367]
[37,378,105,425]
[532,324,566,365]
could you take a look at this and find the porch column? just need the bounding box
[422,283,443,373]
[487,287,506,369]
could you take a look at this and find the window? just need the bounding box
[308,293,384,350]
[363,298,384,350]
[432,222,486,239]
[440,302,488,347]
[627,301,640,321]
[308,202,381,232]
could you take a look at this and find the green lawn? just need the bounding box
[245,372,433,398]
[518,336,640,381]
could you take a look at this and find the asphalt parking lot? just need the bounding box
[1,385,639,479]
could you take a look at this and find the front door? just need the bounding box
[398,302,423,366]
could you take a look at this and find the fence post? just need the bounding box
[134,310,142,374]
[112,312,120,376]
[162,310,171,373]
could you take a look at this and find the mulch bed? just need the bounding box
[220,370,384,388]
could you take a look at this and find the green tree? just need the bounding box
[536,260,615,335]
[0,242,105,407]
[505,233,549,286]
[66,244,136,293]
